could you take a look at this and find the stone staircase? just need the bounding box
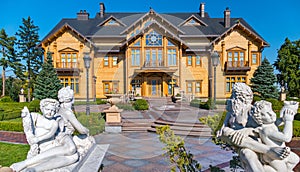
[148,118,212,137]
[122,119,153,132]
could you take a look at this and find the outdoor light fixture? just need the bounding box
[211,51,220,106]
[83,53,91,115]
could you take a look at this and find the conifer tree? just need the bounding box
[15,17,43,101]
[250,57,278,99]
[33,51,62,100]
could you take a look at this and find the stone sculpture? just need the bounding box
[218,82,299,172]
[10,86,95,172]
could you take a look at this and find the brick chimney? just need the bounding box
[100,2,105,18]
[77,10,89,20]
[224,7,231,28]
[199,3,205,18]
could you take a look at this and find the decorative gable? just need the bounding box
[98,16,126,27]
[58,47,79,52]
[179,15,208,26]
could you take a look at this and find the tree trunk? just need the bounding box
[1,67,5,97]
[27,60,31,102]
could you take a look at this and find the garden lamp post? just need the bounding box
[211,51,220,106]
[83,53,91,115]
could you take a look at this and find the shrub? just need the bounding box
[253,95,262,103]
[133,99,149,110]
[199,111,226,136]
[156,125,201,171]
[0,96,13,102]
[0,121,23,132]
[190,99,202,108]
[28,99,41,112]
[116,103,135,111]
[96,98,107,105]
[265,98,283,111]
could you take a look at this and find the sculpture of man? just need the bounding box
[251,100,299,171]
[10,98,79,172]
[218,83,290,171]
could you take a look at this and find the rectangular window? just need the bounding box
[104,56,109,67]
[196,56,201,66]
[187,55,192,66]
[59,77,79,93]
[131,49,140,66]
[226,76,246,92]
[104,83,110,94]
[252,53,257,65]
[187,82,192,93]
[195,81,201,93]
[112,56,118,67]
[168,49,177,66]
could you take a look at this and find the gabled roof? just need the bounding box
[211,19,269,47]
[40,9,269,48]
[120,9,185,35]
[121,20,188,47]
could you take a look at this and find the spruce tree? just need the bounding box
[15,17,43,101]
[33,51,62,100]
[250,57,278,99]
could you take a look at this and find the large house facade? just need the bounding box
[40,2,269,100]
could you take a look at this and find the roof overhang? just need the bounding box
[40,23,94,47]
[211,22,269,47]
[120,20,188,48]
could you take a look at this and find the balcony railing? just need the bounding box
[56,62,79,69]
[143,60,165,68]
[225,61,250,71]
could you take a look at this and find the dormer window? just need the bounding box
[180,15,208,26]
[107,19,118,25]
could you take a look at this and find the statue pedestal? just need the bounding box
[103,105,123,133]
[19,94,26,102]
[280,92,286,101]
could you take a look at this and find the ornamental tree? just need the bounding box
[33,51,62,100]
[250,57,278,99]
[274,38,300,97]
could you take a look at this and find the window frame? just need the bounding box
[59,77,80,94]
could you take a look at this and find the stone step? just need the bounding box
[151,123,211,132]
[147,128,212,137]
[122,126,151,132]
[154,119,208,128]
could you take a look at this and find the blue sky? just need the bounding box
[1,0,300,67]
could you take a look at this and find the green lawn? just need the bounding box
[0,142,29,167]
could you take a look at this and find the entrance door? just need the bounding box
[148,78,161,97]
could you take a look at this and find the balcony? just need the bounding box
[135,60,177,74]
[55,62,80,76]
[143,60,165,68]
[225,61,251,72]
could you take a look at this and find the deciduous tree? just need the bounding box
[0,28,18,97]
[274,38,300,97]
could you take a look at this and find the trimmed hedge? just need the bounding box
[133,99,149,110]
[190,98,216,110]
[0,121,23,132]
